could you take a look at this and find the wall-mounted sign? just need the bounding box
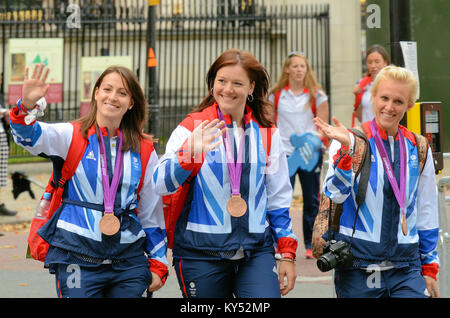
[80,56,133,116]
[7,38,63,105]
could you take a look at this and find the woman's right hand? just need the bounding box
[21,63,50,110]
[313,116,351,147]
[188,119,226,156]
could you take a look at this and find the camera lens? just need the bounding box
[317,258,331,272]
[316,252,338,272]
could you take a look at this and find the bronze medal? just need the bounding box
[226,194,247,217]
[400,212,408,236]
[99,213,120,236]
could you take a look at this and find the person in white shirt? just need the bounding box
[269,52,329,259]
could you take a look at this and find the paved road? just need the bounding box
[0,162,335,298]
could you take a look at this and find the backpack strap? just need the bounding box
[273,87,318,123]
[273,89,282,123]
[47,122,88,217]
[353,76,372,111]
[329,126,370,230]
[308,88,317,118]
[349,127,371,206]
[412,132,429,175]
[352,76,373,127]
[137,135,154,196]
[261,126,273,166]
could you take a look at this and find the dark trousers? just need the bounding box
[289,153,322,250]
[173,252,280,298]
[334,267,428,298]
[54,263,151,298]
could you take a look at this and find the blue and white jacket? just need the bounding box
[324,121,439,277]
[152,103,298,259]
[10,106,168,279]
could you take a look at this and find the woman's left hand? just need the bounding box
[278,260,296,296]
[148,272,164,293]
[424,276,440,298]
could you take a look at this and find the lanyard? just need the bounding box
[98,127,124,214]
[217,107,245,196]
[370,119,408,235]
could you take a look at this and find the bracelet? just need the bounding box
[281,252,295,259]
[279,257,295,263]
[16,98,28,114]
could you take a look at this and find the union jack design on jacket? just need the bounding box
[152,103,298,257]
[9,105,168,280]
[324,121,439,279]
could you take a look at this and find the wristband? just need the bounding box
[281,252,295,260]
[16,98,28,114]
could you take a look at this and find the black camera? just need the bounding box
[316,240,353,272]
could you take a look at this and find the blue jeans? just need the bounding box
[174,252,280,298]
[54,263,151,298]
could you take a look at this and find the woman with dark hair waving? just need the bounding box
[10,64,167,297]
[153,49,297,298]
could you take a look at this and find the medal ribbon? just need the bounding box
[98,126,124,214]
[217,107,245,196]
[370,119,407,220]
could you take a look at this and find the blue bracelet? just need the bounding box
[16,98,28,114]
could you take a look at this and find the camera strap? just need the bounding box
[327,128,371,249]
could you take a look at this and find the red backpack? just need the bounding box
[27,122,153,262]
[162,125,274,249]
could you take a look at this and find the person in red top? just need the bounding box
[352,45,389,127]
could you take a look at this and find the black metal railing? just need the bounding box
[154,0,330,151]
[0,0,329,157]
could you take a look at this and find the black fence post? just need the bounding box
[146,2,159,152]
[389,0,411,66]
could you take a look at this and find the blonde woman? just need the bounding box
[314,65,439,298]
[269,52,329,259]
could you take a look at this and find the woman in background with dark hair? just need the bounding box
[153,49,298,298]
[352,44,389,126]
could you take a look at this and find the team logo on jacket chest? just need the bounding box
[86,150,96,160]
[133,156,140,170]
[410,154,418,169]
